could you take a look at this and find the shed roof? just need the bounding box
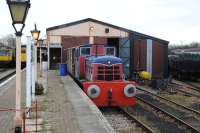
[47,18,169,44]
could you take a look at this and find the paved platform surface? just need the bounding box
[0,69,114,133]
[38,70,114,133]
[0,70,26,133]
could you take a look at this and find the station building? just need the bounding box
[46,18,169,79]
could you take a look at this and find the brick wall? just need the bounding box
[94,37,107,44]
[61,36,109,64]
[61,36,89,63]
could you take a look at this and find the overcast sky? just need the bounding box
[0,0,200,44]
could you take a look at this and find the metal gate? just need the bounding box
[119,37,130,78]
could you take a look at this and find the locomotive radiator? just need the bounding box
[97,65,121,81]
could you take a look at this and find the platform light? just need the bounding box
[31,24,40,42]
[7,0,30,36]
[89,26,94,31]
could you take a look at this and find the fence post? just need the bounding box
[23,112,25,133]
[36,100,37,132]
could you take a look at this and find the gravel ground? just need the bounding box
[127,104,186,133]
[101,108,138,133]
[137,94,200,131]
[190,103,200,111]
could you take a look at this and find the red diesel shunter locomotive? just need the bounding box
[67,44,137,107]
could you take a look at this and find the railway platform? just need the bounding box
[36,70,114,133]
[0,69,114,133]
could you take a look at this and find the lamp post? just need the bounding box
[38,39,43,77]
[30,24,40,103]
[6,0,30,132]
[31,24,40,81]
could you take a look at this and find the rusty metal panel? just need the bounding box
[133,38,147,71]
[130,36,168,79]
[152,40,165,78]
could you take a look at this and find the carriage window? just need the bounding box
[80,47,91,56]
[21,49,26,53]
[0,50,7,56]
[105,47,115,56]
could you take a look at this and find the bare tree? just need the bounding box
[0,34,16,48]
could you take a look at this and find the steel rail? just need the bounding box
[136,96,200,133]
[172,80,200,93]
[173,87,200,98]
[136,86,200,116]
[184,82,200,93]
[120,107,155,133]
[0,69,6,72]
[0,70,16,84]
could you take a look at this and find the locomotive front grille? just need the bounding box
[97,65,120,81]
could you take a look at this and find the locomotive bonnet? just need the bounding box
[87,56,122,65]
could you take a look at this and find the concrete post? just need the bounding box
[26,36,32,111]
[31,41,36,101]
[89,36,94,44]
[48,45,50,69]
[35,44,38,81]
[40,46,42,77]
[15,35,22,126]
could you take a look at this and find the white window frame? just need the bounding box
[105,47,116,56]
[80,47,91,56]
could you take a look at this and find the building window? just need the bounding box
[105,47,115,56]
[80,47,91,56]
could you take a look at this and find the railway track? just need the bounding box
[136,86,200,116]
[183,81,200,93]
[136,95,200,133]
[0,69,16,85]
[120,108,155,133]
[0,69,6,72]
[101,107,155,133]
[171,80,200,97]
[169,84,200,98]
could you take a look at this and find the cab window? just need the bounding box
[105,47,115,56]
[80,47,91,56]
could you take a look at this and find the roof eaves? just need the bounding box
[46,18,169,44]
[46,18,91,31]
[129,30,169,44]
